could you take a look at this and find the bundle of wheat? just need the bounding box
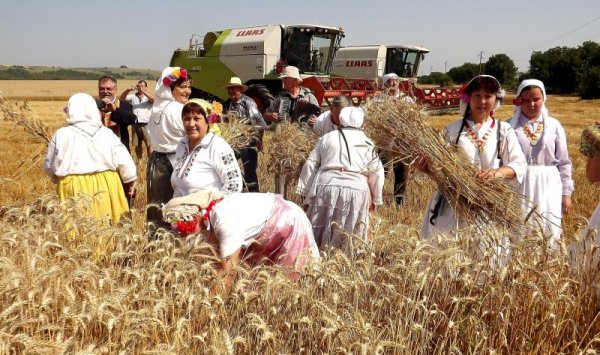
[265,121,317,183]
[219,113,258,152]
[365,99,524,230]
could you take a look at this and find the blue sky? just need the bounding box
[0,0,598,75]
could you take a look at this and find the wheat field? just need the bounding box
[1,81,600,353]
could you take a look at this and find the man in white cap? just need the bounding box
[223,77,268,192]
[381,72,415,103]
[264,66,321,124]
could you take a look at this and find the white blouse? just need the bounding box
[43,123,137,183]
[209,192,275,257]
[171,133,243,198]
[297,128,385,204]
[510,114,574,196]
[147,100,185,160]
[443,118,527,185]
[312,111,337,136]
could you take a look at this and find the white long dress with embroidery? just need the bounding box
[420,118,527,239]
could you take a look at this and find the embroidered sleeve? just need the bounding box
[217,145,243,194]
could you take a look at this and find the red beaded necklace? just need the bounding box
[521,120,544,145]
[465,118,496,153]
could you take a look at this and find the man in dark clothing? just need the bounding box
[223,77,268,192]
[263,66,321,124]
[96,75,137,152]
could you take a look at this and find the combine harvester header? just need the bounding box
[303,44,460,112]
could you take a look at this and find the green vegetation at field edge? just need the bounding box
[0,65,160,80]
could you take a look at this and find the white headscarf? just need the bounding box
[382,72,400,86]
[339,106,365,128]
[65,93,102,127]
[459,75,505,117]
[509,79,549,123]
[151,67,182,123]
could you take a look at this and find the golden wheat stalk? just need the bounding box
[364,99,524,229]
[265,121,317,181]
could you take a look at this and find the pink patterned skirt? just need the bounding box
[245,196,319,275]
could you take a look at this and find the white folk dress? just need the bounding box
[297,127,384,249]
[509,114,573,247]
[209,193,319,276]
[171,132,243,197]
[420,118,527,239]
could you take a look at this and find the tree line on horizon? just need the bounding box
[419,41,600,99]
[0,66,158,81]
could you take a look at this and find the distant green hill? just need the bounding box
[0,65,161,80]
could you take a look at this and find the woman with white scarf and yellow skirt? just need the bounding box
[508,79,574,248]
[43,93,137,224]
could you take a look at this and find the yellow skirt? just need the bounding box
[57,170,129,224]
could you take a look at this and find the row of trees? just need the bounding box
[0,66,157,80]
[419,41,600,99]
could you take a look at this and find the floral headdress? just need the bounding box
[207,101,223,124]
[162,67,188,87]
[162,189,224,236]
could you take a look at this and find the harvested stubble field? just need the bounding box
[1,80,600,353]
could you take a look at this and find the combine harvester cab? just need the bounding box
[311,44,460,112]
[170,24,344,112]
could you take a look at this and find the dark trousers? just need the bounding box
[146,152,174,229]
[381,155,408,207]
[238,147,259,192]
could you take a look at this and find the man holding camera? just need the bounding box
[96,75,137,152]
[120,80,154,159]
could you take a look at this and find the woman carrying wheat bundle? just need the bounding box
[508,79,574,248]
[416,75,527,240]
[297,106,385,250]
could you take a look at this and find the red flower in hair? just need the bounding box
[207,113,220,124]
[174,215,200,236]
[459,83,470,103]
[512,96,522,106]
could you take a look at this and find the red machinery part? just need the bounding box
[302,76,460,113]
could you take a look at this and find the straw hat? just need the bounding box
[225,77,248,91]
[279,66,303,82]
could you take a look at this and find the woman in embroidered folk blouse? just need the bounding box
[508,79,574,247]
[417,75,527,239]
[171,99,243,197]
[297,106,385,249]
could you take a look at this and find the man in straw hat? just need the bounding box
[264,66,321,124]
[223,77,268,192]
